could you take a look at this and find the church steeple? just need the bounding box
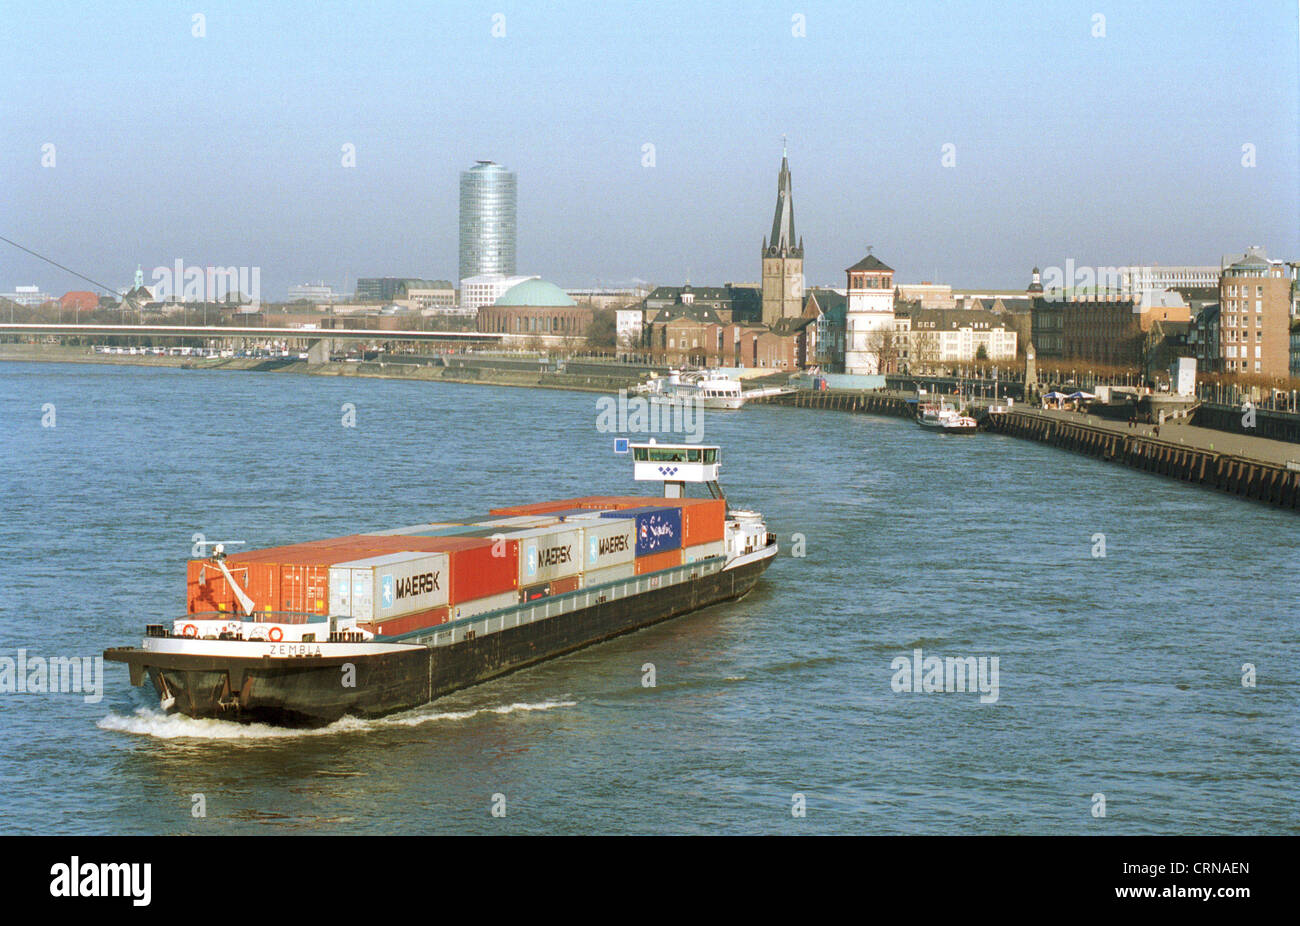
[767,151,800,257]
[760,144,805,327]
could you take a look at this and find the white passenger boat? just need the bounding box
[916,400,978,433]
[639,370,746,410]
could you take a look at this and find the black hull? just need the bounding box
[106,555,773,727]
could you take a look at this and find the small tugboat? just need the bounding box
[916,400,978,433]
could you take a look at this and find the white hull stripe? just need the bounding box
[139,637,423,659]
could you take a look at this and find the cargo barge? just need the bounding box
[104,443,778,726]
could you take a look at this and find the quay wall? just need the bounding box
[986,411,1298,511]
[748,389,1299,511]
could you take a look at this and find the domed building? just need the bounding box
[476,278,594,345]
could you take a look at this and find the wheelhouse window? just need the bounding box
[633,446,717,464]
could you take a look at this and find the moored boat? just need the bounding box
[638,370,746,409]
[916,400,978,433]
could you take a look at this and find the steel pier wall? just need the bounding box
[749,391,1298,511]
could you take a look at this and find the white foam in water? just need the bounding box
[97,698,579,741]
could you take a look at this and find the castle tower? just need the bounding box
[843,249,896,375]
[761,147,804,326]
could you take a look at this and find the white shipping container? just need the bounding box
[578,519,637,571]
[328,551,449,621]
[449,590,520,622]
[683,540,726,564]
[506,526,583,585]
[579,561,636,589]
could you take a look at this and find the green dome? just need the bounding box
[495,279,575,307]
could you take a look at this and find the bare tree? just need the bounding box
[863,326,901,373]
[909,328,940,374]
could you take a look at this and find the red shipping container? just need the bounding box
[447,538,519,604]
[365,605,450,637]
[635,548,684,575]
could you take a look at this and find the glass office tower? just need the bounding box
[459,161,517,282]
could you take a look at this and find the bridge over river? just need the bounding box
[0,322,504,363]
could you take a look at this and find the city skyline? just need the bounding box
[3,1,1298,299]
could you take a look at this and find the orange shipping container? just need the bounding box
[187,535,416,615]
[184,533,523,616]
[576,496,656,511]
[187,559,234,614]
[551,575,580,595]
[634,548,684,575]
[678,498,726,546]
[365,605,450,637]
[488,496,609,517]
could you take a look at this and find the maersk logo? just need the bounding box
[526,545,538,576]
[381,575,394,607]
[597,535,629,556]
[394,571,439,600]
[537,545,572,568]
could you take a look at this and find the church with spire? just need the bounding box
[761,145,804,326]
[641,145,825,370]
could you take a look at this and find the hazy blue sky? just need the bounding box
[4,0,1298,298]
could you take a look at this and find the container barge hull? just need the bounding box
[107,552,773,727]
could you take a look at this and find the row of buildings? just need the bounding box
[13,152,1296,379]
[354,149,1298,380]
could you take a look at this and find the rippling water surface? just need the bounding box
[0,362,1295,834]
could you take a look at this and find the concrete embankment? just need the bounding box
[748,388,916,419]
[749,388,1300,511]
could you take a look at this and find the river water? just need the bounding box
[0,361,1295,834]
